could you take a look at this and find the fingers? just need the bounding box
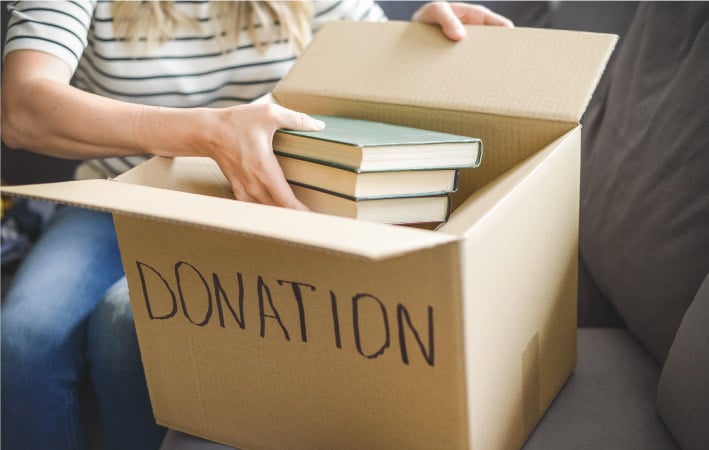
[413,2,466,40]
[226,151,309,211]
[227,158,309,211]
[252,157,310,211]
[253,105,318,210]
[212,103,317,211]
[271,104,325,132]
[450,3,514,28]
[413,2,514,41]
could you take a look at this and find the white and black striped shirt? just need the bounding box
[3,0,386,178]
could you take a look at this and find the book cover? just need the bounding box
[273,115,482,172]
[276,154,459,200]
[281,115,478,148]
[290,183,452,224]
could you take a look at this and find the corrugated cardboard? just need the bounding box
[1,22,616,450]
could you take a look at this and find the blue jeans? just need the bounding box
[1,206,166,450]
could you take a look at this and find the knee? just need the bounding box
[1,303,82,387]
[2,322,63,378]
[87,278,141,366]
[92,277,133,325]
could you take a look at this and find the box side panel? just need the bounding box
[113,214,469,450]
[271,94,573,211]
[460,130,580,449]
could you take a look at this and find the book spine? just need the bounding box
[474,140,484,167]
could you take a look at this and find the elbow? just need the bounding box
[2,114,23,150]
[2,87,33,150]
[2,83,22,149]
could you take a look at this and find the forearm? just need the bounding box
[2,76,208,161]
[2,49,322,209]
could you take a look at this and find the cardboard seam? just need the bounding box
[2,191,114,220]
[188,334,209,436]
[451,242,474,450]
[454,128,579,239]
[522,331,577,446]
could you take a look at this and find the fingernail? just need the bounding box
[451,25,466,39]
[312,118,325,130]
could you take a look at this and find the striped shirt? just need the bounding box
[3,0,387,178]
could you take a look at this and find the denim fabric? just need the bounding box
[1,206,165,450]
[88,278,167,450]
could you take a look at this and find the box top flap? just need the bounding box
[274,21,617,123]
[1,175,457,261]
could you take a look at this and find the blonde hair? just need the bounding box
[111,1,313,53]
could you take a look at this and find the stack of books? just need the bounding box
[273,115,483,225]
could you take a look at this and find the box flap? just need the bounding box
[114,154,235,199]
[274,21,617,123]
[440,127,580,236]
[1,177,457,260]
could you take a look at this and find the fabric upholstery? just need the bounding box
[524,328,677,450]
[579,3,709,362]
[160,431,237,450]
[578,256,625,327]
[657,272,709,450]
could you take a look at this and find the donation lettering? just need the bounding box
[135,260,435,367]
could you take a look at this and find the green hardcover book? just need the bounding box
[290,183,453,225]
[273,115,482,172]
[276,153,459,200]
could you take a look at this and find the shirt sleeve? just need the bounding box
[3,0,96,73]
[312,0,387,32]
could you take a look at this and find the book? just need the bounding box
[290,183,452,224]
[273,115,482,172]
[276,154,458,199]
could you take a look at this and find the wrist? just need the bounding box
[135,105,214,159]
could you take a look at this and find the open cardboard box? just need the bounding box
[2,22,616,450]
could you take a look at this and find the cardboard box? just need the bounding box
[2,22,616,450]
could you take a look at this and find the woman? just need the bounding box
[1,2,512,449]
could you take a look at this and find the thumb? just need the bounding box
[273,106,326,132]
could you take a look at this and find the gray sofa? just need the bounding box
[2,2,704,450]
[160,3,709,450]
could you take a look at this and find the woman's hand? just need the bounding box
[3,51,323,211]
[412,2,514,41]
[200,103,324,210]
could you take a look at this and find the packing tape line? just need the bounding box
[522,332,541,438]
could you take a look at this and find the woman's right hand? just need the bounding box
[194,103,325,211]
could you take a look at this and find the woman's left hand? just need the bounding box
[412,2,514,41]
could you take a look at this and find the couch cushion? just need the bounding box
[656,272,709,450]
[524,328,677,450]
[578,256,625,327]
[579,3,709,362]
[160,431,236,450]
